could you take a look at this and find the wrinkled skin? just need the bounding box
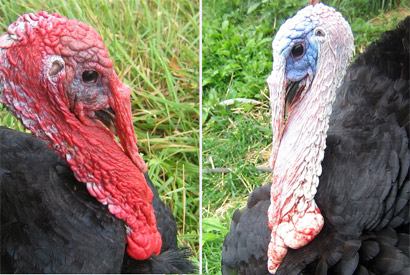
[0,11,160,260]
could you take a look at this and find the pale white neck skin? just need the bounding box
[266,3,354,274]
[267,71,329,273]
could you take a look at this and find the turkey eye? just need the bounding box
[82,70,99,83]
[291,43,305,59]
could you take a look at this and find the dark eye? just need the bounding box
[290,43,305,59]
[82,70,99,83]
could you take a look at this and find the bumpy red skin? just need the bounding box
[0,12,161,260]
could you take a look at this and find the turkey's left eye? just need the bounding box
[291,43,305,59]
[82,71,99,83]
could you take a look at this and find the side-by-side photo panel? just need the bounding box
[0,0,199,273]
[0,0,409,274]
[202,0,409,274]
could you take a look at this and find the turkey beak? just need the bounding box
[285,81,300,118]
[267,62,287,168]
[108,80,147,173]
[95,107,117,135]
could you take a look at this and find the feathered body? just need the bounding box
[1,127,194,273]
[222,7,409,275]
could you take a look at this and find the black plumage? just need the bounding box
[222,17,409,275]
[0,126,195,273]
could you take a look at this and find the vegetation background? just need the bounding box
[0,0,199,265]
[202,0,410,274]
[1,0,409,273]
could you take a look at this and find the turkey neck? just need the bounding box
[269,76,332,226]
[1,81,162,260]
[0,11,162,260]
[266,6,354,271]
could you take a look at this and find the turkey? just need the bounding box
[0,11,195,273]
[222,3,409,275]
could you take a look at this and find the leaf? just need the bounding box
[202,107,210,124]
[203,217,229,235]
[169,56,187,79]
[202,232,219,244]
[222,20,229,31]
[247,2,261,14]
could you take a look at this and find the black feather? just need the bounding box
[0,127,196,273]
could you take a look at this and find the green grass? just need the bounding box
[0,0,199,265]
[202,0,409,274]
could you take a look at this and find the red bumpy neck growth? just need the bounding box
[0,11,161,260]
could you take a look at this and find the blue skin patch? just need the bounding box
[285,30,319,82]
[274,18,319,83]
